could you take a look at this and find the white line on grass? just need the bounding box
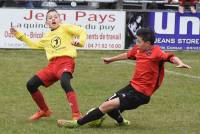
[164,70,200,79]
[116,61,200,80]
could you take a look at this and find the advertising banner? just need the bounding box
[0,9,125,50]
[125,11,200,50]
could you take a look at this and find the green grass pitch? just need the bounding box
[0,49,199,134]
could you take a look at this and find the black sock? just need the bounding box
[107,109,123,123]
[77,108,105,125]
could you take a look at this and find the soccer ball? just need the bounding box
[86,108,105,127]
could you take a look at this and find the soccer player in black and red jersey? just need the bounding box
[57,28,191,128]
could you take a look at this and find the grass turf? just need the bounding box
[0,49,199,134]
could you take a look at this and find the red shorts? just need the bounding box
[36,56,75,87]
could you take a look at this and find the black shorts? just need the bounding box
[107,84,150,112]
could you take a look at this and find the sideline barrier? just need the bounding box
[0,9,125,50]
[0,8,199,50]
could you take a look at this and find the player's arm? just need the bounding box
[103,53,128,64]
[67,25,87,47]
[160,50,191,69]
[10,27,43,49]
[103,45,137,64]
[171,56,191,69]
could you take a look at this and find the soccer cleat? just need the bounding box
[57,119,80,128]
[28,110,52,121]
[72,112,82,120]
[115,119,130,126]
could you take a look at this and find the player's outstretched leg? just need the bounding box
[57,98,120,128]
[105,92,130,126]
[26,75,52,121]
[60,72,81,120]
[57,107,104,128]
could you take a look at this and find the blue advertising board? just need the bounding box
[125,11,200,50]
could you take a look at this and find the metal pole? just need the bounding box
[117,0,123,9]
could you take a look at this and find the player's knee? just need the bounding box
[99,102,111,113]
[60,72,74,93]
[99,101,118,113]
[26,80,38,94]
[26,75,43,94]
[60,79,73,93]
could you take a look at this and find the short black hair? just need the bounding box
[46,8,58,15]
[46,8,59,20]
[136,27,155,45]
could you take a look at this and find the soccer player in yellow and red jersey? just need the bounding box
[10,9,87,121]
[57,28,191,128]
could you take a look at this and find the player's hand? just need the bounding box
[176,63,191,69]
[71,36,80,46]
[10,27,17,36]
[103,58,113,64]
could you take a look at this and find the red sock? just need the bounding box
[66,91,80,114]
[31,90,49,112]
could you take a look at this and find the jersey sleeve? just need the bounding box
[127,45,138,60]
[65,24,87,47]
[158,48,175,63]
[15,31,44,49]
